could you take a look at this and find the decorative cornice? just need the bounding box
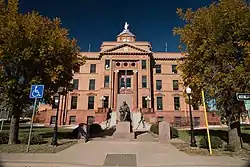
[86,92,97,96]
[86,57,100,60]
[172,93,181,97]
[153,57,184,60]
[100,52,149,55]
[70,92,80,96]
[155,92,165,96]
[100,43,152,54]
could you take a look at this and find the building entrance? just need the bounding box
[119,70,133,94]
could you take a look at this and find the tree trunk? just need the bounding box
[8,115,20,144]
[228,120,241,149]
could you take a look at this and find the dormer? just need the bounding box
[117,22,136,43]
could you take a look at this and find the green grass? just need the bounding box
[0,123,77,153]
[0,139,77,153]
[178,124,250,144]
[174,125,250,158]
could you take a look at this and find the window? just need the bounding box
[90,64,96,73]
[88,96,95,109]
[71,96,78,109]
[141,60,147,69]
[104,76,109,88]
[87,116,95,125]
[156,80,162,90]
[50,116,56,125]
[174,97,180,110]
[69,116,76,124]
[52,99,57,109]
[126,78,131,88]
[120,78,125,88]
[105,60,110,69]
[142,76,147,88]
[157,97,163,110]
[194,117,200,127]
[142,96,147,108]
[155,65,161,73]
[173,80,179,90]
[174,117,182,127]
[172,65,177,74]
[73,79,79,90]
[89,79,95,90]
[157,116,164,123]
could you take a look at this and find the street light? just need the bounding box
[186,86,197,147]
[145,96,151,109]
[51,87,64,146]
[100,96,106,109]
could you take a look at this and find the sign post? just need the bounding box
[244,100,250,121]
[236,93,250,120]
[0,108,9,132]
[26,85,44,152]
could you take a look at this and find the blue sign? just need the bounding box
[29,85,44,99]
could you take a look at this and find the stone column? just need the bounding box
[113,70,119,110]
[133,70,138,111]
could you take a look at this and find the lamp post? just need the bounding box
[186,86,197,147]
[145,96,151,112]
[51,87,64,146]
[100,96,106,111]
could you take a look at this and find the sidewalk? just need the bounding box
[1,139,248,167]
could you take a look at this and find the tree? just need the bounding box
[0,0,85,144]
[173,0,250,149]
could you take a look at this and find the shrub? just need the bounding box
[199,136,223,149]
[150,123,159,134]
[150,123,179,138]
[0,132,9,144]
[21,133,45,145]
[170,127,179,138]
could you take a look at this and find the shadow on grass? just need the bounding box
[242,124,250,130]
[187,129,250,144]
[40,124,116,140]
[41,131,74,139]
[89,125,116,138]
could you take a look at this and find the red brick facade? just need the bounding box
[35,23,221,127]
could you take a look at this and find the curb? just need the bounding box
[1,160,101,167]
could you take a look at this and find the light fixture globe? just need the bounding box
[186,87,192,95]
[100,96,105,101]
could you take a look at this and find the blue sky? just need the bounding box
[19,0,213,52]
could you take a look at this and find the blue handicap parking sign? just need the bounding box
[29,85,44,99]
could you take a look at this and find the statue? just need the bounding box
[119,101,131,122]
[124,22,129,30]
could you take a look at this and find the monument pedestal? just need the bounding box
[159,121,171,143]
[113,121,134,140]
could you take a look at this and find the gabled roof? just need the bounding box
[100,43,152,54]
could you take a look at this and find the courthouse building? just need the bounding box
[36,23,220,127]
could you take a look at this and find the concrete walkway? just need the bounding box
[0,136,248,167]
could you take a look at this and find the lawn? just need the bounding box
[0,123,77,153]
[178,124,250,143]
[174,124,250,159]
